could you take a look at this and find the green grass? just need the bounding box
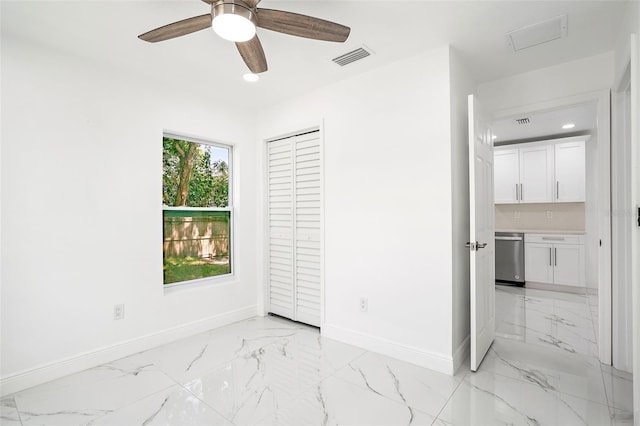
[163,256,230,284]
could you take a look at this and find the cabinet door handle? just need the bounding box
[555,248,557,266]
[549,248,552,266]
[520,184,523,201]
[557,181,559,200]
[516,183,519,201]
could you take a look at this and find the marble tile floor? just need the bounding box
[1,287,633,425]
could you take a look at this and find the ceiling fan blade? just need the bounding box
[256,9,350,42]
[138,14,212,43]
[236,35,268,73]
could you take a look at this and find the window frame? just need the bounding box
[162,132,234,289]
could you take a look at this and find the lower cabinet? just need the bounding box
[524,234,585,287]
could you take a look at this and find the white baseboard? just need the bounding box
[452,335,470,374]
[0,305,257,396]
[322,324,455,375]
[526,281,587,295]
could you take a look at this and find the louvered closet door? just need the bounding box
[293,133,321,326]
[267,138,295,319]
[267,131,321,327]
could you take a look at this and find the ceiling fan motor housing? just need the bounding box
[212,0,257,25]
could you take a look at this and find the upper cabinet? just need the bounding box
[494,136,588,204]
[519,144,555,203]
[554,141,586,202]
[494,148,519,203]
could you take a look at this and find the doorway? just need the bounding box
[489,90,613,365]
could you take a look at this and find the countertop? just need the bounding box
[495,229,586,235]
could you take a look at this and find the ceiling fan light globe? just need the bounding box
[212,14,256,42]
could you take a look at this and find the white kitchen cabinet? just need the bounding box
[525,234,585,287]
[554,140,586,202]
[553,244,585,286]
[519,144,554,203]
[493,142,554,204]
[524,242,554,283]
[494,136,587,205]
[494,147,519,203]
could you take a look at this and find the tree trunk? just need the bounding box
[175,143,198,206]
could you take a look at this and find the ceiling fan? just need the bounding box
[138,0,351,74]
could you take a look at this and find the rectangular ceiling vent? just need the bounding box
[332,47,372,67]
[515,118,530,125]
[506,15,568,51]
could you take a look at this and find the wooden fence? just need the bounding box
[163,210,229,259]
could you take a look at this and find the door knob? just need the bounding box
[465,241,487,251]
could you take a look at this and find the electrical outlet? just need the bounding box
[547,210,553,219]
[113,304,125,320]
[359,297,368,312]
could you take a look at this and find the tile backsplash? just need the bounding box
[495,202,585,231]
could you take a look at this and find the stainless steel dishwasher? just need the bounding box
[495,232,525,285]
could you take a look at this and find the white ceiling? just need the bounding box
[492,102,598,143]
[1,1,630,109]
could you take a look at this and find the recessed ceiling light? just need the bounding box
[243,73,259,82]
[492,135,497,140]
[562,123,575,129]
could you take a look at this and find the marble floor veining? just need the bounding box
[1,286,634,425]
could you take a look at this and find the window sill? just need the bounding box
[163,273,237,295]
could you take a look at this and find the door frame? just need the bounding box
[611,53,633,372]
[492,89,612,365]
[627,32,639,423]
[259,123,326,328]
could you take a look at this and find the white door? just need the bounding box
[267,138,296,319]
[267,131,322,327]
[468,94,495,372]
[524,243,554,283]
[292,132,322,326]
[519,144,554,203]
[555,141,586,202]
[494,148,520,204]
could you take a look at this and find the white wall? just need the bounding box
[478,52,614,113]
[613,0,639,86]
[448,49,475,369]
[0,36,259,394]
[256,46,460,373]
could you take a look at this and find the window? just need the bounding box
[162,135,232,285]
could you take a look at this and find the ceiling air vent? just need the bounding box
[332,47,372,66]
[515,118,530,125]
[506,15,568,51]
